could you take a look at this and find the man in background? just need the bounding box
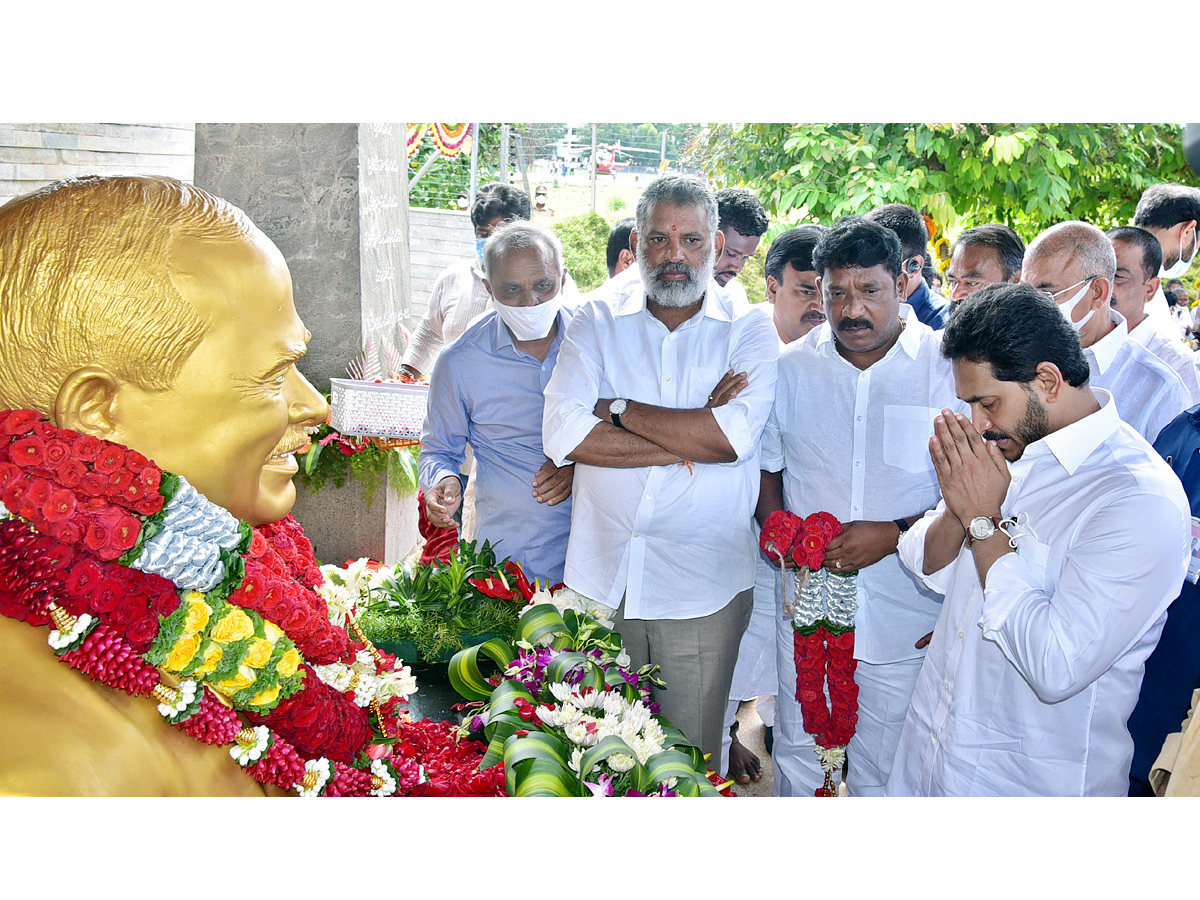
[945,224,1024,304]
[714,187,769,312]
[866,202,951,329]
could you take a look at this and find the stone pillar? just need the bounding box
[194,123,420,567]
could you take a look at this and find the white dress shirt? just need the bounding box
[1085,310,1189,444]
[760,315,964,663]
[1127,313,1200,406]
[887,390,1191,796]
[542,287,779,618]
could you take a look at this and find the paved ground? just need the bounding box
[729,698,774,797]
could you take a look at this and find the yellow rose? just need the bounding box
[183,595,211,634]
[214,665,257,693]
[209,609,255,644]
[249,685,281,707]
[244,638,274,669]
[263,621,284,643]
[276,647,301,678]
[164,635,200,672]
[193,642,223,676]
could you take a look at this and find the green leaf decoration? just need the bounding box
[447,638,516,701]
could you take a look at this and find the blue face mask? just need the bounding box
[475,237,488,263]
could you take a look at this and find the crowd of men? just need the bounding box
[411,174,1200,797]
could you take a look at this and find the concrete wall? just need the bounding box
[408,206,475,317]
[0,123,195,206]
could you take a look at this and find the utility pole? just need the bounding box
[468,122,479,209]
[660,130,667,169]
[500,124,510,183]
[590,124,598,213]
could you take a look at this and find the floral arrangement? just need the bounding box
[0,408,497,796]
[446,586,728,797]
[296,403,420,507]
[760,509,859,796]
[357,540,552,663]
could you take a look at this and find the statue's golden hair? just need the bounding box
[0,175,254,413]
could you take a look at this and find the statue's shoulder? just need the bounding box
[0,616,272,796]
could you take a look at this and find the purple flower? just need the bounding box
[584,772,614,797]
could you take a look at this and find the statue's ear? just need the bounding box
[54,366,122,439]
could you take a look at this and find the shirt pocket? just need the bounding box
[686,366,722,408]
[882,405,941,475]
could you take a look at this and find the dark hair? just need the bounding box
[1133,183,1200,230]
[954,223,1026,281]
[941,282,1090,387]
[715,187,769,238]
[606,217,635,277]
[811,215,903,279]
[864,202,931,263]
[471,182,530,229]
[1106,225,1163,281]
[764,225,826,282]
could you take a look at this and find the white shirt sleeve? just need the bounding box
[708,309,779,464]
[401,269,453,374]
[542,302,605,467]
[897,505,957,596]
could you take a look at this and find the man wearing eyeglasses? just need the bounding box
[1021,221,1189,443]
[1106,226,1200,405]
[945,224,1025,305]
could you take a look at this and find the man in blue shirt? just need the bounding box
[865,203,951,330]
[418,221,575,584]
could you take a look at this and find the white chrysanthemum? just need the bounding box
[536,705,561,727]
[623,701,652,733]
[548,682,576,704]
[563,719,600,747]
[298,758,331,797]
[607,752,636,773]
[572,689,607,711]
[568,746,585,772]
[618,719,642,746]
[641,718,665,747]
[555,703,582,727]
[601,691,629,718]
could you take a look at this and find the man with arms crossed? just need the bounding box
[543,175,778,765]
[887,284,1189,795]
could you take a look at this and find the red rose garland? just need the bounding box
[760,509,859,795]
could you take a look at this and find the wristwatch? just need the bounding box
[966,515,1003,546]
[610,398,628,429]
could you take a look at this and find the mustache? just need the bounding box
[981,430,1008,442]
[269,426,312,457]
[801,309,826,322]
[652,262,697,281]
[837,317,872,330]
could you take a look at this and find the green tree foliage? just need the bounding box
[407,123,507,210]
[690,123,1200,236]
[553,212,612,292]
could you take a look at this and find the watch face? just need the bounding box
[610,399,627,415]
[969,516,995,540]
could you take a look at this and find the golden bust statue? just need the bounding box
[0,176,329,794]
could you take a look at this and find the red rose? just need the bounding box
[83,522,110,552]
[133,494,165,517]
[138,467,161,490]
[260,579,288,618]
[93,445,126,474]
[27,478,52,507]
[40,440,70,467]
[50,520,82,545]
[829,631,855,651]
[146,579,180,617]
[66,558,104,597]
[9,437,44,468]
[272,532,296,561]
[106,512,140,552]
[71,434,102,462]
[91,577,125,613]
[79,473,109,497]
[248,531,268,559]
[42,490,77,522]
[105,469,134,496]
[125,614,160,649]
[0,461,21,490]
[123,450,149,474]
[2,409,42,435]
[55,458,88,488]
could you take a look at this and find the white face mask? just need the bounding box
[1160,227,1199,279]
[492,294,562,342]
[1056,278,1098,332]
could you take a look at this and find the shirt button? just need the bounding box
[856,415,863,421]
[645,494,652,500]
[854,460,861,467]
[932,732,938,742]
[665,375,672,382]
[957,631,965,640]
[943,682,950,692]
[853,505,860,512]
[633,533,640,539]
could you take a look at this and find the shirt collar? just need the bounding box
[1086,310,1129,374]
[1025,387,1121,476]
[617,278,733,325]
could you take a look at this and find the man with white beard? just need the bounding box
[543,175,780,765]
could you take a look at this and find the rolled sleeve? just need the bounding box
[897,507,955,596]
[714,310,778,464]
[980,492,1189,704]
[543,303,604,467]
[418,354,470,491]
[759,405,784,472]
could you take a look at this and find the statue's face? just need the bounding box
[112,228,328,524]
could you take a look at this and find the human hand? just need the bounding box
[425,475,462,529]
[915,631,934,650]
[706,369,749,408]
[399,364,424,383]
[592,398,615,420]
[824,520,902,572]
[929,409,1010,529]
[532,458,574,505]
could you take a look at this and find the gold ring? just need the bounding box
[708,394,713,400]
[835,560,841,569]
